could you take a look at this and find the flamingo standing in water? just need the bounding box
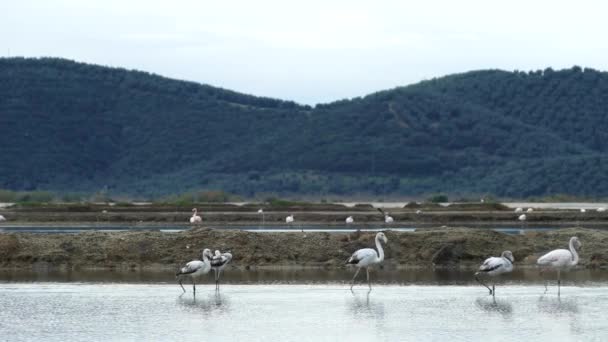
[285,214,294,223]
[345,216,354,224]
[537,236,581,296]
[474,251,514,296]
[346,232,388,290]
[190,208,202,224]
[211,250,233,290]
[176,248,213,294]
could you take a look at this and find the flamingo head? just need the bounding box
[214,250,221,257]
[192,208,197,213]
[502,250,514,263]
[202,248,213,258]
[376,232,388,244]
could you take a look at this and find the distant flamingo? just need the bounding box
[286,215,294,223]
[376,208,394,224]
[211,250,233,290]
[526,208,533,213]
[346,232,388,290]
[345,216,354,224]
[0,215,5,222]
[475,251,514,296]
[514,208,523,213]
[537,236,581,296]
[597,207,606,212]
[176,248,213,294]
[190,208,202,224]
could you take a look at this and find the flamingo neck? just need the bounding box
[375,236,385,262]
[569,239,579,266]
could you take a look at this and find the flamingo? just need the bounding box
[518,214,526,222]
[597,207,606,212]
[537,236,581,296]
[345,216,354,224]
[257,208,265,226]
[190,208,202,224]
[176,248,213,294]
[474,251,514,296]
[526,208,534,213]
[346,232,388,290]
[211,250,233,290]
[0,215,5,222]
[514,207,523,213]
[415,210,422,215]
[376,208,394,224]
[580,208,586,213]
[286,215,294,223]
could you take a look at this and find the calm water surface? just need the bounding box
[1,283,608,341]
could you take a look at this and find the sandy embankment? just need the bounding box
[0,227,606,270]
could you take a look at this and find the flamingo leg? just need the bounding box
[557,270,561,297]
[475,273,493,295]
[350,268,361,290]
[192,277,196,295]
[492,284,495,297]
[178,278,186,293]
[216,269,222,291]
[366,268,372,290]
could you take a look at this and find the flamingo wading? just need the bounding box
[474,251,514,296]
[537,236,581,296]
[190,208,202,224]
[211,250,233,290]
[346,232,388,290]
[176,248,212,294]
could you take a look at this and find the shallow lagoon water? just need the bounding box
[1,283,608,341]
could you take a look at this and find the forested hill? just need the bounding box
[1,57,608,198]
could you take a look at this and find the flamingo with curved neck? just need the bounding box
[537,236,581,296]
[346,232,388,290]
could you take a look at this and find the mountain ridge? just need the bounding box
[1,57,607,198]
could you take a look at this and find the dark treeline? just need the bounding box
[1,58,607,198]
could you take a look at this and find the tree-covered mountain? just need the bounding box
[1,57,607,198]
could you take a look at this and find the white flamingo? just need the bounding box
[0,215,5,222]
[211,250,233,290]
[346,232,388,290]
[526,208,533,213]
[475,251,514,296]
[537,236,581,296]
[176,248,213,294]
[286,215,294,223]
[190,208,202,224]
[580,208,586,213]
[597,207,606,212]
[345,216,354,224]
[514,207,523,213]
[376,208,394,223]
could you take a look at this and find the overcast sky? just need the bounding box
[2,0,608,104]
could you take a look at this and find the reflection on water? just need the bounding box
[475,297,513,318]
[1,284,608,341]
[177,291,230,316]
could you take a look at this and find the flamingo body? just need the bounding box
[286,215,294,223]
[190,208,202,224]
[0,215,5,222]
[176,248,212,294]
[345,216,354,224]
[514,207,523,213]
[346,232,388,290]
[537,236,581,295]
[211,250,233,290]
[475,251,514,296]
[384,215,394,223]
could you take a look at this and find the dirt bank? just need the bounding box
[1,227,606,270]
